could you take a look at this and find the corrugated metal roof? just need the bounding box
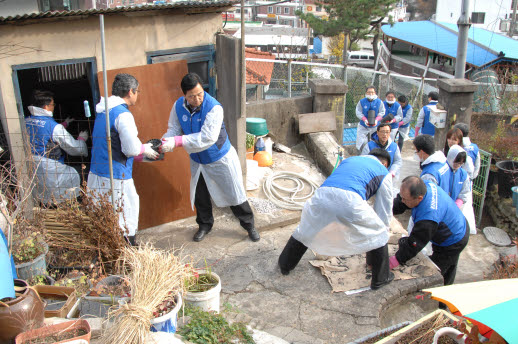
[381,21,500,67]
[0,1,236,23]
[439,22,518,60]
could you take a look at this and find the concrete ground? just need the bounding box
[137,140,512,344]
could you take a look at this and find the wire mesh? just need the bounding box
[472,149,492,226]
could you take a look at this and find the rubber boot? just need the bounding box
[278,236,308,275]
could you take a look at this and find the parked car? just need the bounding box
[347,51,375,68]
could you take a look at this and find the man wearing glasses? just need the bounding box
[88,73,158,246]
[361,123,402,179]
[161,73,259,243]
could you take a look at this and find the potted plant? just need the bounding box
[13,230,49,281]
[246,132,255,160]
[150,291,182,333]
[15,319,91,344]
[183,264,221,313]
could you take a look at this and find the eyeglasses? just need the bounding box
[378,130,391,134]
[186,91,204,100]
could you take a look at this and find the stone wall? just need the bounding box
[485,188,518,236]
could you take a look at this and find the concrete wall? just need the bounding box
[246,95,313,147]
[0,11,222,167]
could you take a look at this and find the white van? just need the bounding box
[347,51,375,68]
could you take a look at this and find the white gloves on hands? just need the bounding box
[64,117,74,126]
[143,143,159,160]
[78,131,89,141]
[161,137,176,153]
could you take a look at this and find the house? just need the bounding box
[435,0,517,36]
[0,2,237,229]
[245,48,275,101]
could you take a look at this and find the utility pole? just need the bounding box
[455,0,470,79]
[509,0,518,37]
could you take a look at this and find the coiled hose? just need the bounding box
[262,171,319,210]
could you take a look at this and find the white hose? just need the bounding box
[262,171,319,210]
[433,327,467,344]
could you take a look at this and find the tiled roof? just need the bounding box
[0,1,235,23]
[245,48,275,85]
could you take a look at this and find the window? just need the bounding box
[268,6,273,13]
[350,55,360,59]
[276,7,281,14]
[361,55,369,60]
[284,7,290,14]
[471,12,485,24]
[316,5,321,11]
[236,9,240,13]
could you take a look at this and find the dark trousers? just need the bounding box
[365,244,390,288]
[279,236,390,288]
[397,131,405,152]
[430,227,469,286]
[195,173,254,231]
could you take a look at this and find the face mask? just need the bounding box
[366,94,377,101]
[386,99,395,104]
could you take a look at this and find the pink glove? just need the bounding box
[455,199,463,208]
[398,121,404,127]
[389,256,400,269]
[415,127,420,136]
[361,116,369,126]
[174,136,183,147]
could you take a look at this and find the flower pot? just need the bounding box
[15,242,49,281]
[150,293,182,333]
[495,160,518,198]
[15,319,91,344]
[0,279,45,343]
[184,271,221,313]
[33,285,77,318]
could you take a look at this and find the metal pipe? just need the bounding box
[455,0,471,79]
[99,14,116,208]
[510,0,518,37]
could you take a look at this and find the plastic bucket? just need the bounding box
[246,118,268,136]
[184,271,221,313]
[15,243,48,281]
[496,160,518,198]
[150,293,182,333]
[512,186,518,207]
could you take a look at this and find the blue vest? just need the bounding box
[464,143,479,165]
[25,115,64,163]
[383,101,401,129]
[421,101,438,136]
[421,161,451,194]
[412,181,467,247]
[359,98,383,128]
[400,104,413,129]
[176,92,231,165]
[449,167,468,201]
[367,136,397,170]
[90,104,134,180]
[322,156,389,201]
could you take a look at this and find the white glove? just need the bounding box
[78,131,89,141]
[64,117,74,125]
[143,143,159,160]
[161,137,175,153]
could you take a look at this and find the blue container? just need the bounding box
[150,294,182,333]
[255,137,265,154]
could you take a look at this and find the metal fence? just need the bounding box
[472,149,492,227]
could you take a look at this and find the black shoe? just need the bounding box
[125,235,136,246]
[247,228,260,242]
[193,228,211,242]
[280,267,290,275]
[371,272,395,290]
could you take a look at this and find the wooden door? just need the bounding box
[98,61,195,230]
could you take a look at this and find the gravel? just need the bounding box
[248,197,280,214]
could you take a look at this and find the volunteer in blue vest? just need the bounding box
[25,90,88,204]
[396,95,413,152]
[88,73,159,246]
[415,91,439,137]
[361,123,402,179]
[160,73,259,243]
[355,86,385,151]
[278,149,395,290]
[453,123,481,180]
[389,176,469,285]
[382,91,403,141]
[413,134,450,192]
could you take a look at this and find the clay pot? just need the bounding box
[0,279,45,344]
[15,319,91,344]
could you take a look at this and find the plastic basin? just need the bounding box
[246,118,268,136]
